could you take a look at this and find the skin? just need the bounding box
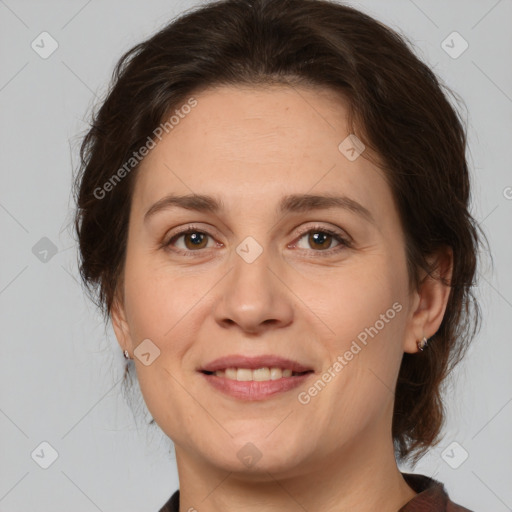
[112,84,453,512]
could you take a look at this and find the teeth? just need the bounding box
[253,367,270,381]
[270,367,282,380]
[213,367,299,380]
[225,368,237,380]
[236,368,252,381]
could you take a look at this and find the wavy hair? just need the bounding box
[72,0,486,464]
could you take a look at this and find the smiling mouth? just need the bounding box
[199,367,314,400]
[201,368,313,381]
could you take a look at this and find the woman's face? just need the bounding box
[112,84,424,477]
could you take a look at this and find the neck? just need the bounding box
[173,415,417,512]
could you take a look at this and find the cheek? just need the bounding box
[122,249,210,397]
[305,254,408,405]
[315,262,403,345]
[122,263,198,434]
[123,246,195,344]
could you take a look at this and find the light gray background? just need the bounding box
[1,0,511,511]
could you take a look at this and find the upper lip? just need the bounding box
[199,355,314,373]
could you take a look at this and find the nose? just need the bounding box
[213,247,294,334]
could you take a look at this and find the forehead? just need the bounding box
[131,84,392,222]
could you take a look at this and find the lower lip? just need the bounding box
[200,372,313,400]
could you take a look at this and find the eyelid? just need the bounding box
[292,223,353,245]
[163,224,222,252]
[287,224,352,256]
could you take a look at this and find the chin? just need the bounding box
[201,434,312,477]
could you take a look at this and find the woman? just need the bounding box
[73,0,483,510]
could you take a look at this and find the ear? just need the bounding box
[403,246,453,354]
[111,291,133,355]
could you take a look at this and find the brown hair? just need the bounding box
[72,0,486,464]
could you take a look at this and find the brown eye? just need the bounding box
[294,228,348,252]
[166,230,213,251]
[165,226,349,256]
[307,231,336,250]
[183,232,209,250]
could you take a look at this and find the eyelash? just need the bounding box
[163,224,352,257]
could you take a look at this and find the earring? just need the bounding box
[123,349,130,359]
[417,336,428,351]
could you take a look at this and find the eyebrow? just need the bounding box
[143,193,375,225]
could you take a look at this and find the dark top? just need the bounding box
[158,472,474,511]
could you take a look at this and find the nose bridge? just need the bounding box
[232,238,273,295]
[213,236,294,331]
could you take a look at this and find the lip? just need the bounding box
[200,372,313,401]
[198,354,315,401]
[199,354,314,373]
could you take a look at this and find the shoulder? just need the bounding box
[400,472,474,512]
[159,476,475,512]
[158,489,180,512]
